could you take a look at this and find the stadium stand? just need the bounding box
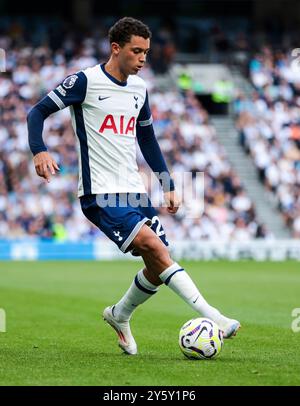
[234,46,300,238]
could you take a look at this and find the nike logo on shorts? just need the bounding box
[98,96,110,101]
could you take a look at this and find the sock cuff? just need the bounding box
[135,270,159,295]
[159,262,184,285]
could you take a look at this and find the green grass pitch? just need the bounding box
[0,260,299,386]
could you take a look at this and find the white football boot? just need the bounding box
[220,318,241,339]
[103,306,137,355]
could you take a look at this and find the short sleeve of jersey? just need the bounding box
[137,91,153,127]
[47,71,87,109]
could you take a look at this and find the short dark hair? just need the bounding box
[108,17,152,47]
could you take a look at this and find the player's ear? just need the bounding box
[111,42,121,55]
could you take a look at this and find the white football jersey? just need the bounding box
[47,64,153,196]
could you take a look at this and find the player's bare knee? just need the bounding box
[134,233,159,253]
[140,238,171,265]
[132,224,154,250]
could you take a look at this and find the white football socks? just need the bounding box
[113,269,159,321]
[159,262,228,327]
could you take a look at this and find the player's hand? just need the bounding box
[164,190,181,214]
[33,151,60,183]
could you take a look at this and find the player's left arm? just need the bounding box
[136,91,181,214]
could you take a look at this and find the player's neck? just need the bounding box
[105,60,128,83]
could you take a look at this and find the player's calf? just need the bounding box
[131,224,173,276]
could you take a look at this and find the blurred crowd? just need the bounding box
[0,22,269,242]
[234,46,300,238]
[141,90,270,241]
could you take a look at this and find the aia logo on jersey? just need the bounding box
[99,115,136,135]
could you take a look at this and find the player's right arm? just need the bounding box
[27,72,87,182]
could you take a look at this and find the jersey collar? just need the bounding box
[100,63,127,87]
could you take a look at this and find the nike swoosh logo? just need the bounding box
[192,296,199,304]
[98,96,110,101]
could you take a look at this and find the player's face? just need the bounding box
[118,35,150,76]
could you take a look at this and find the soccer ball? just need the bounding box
[179,318,224,360]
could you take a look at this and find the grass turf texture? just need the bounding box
[0,260,299,386]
